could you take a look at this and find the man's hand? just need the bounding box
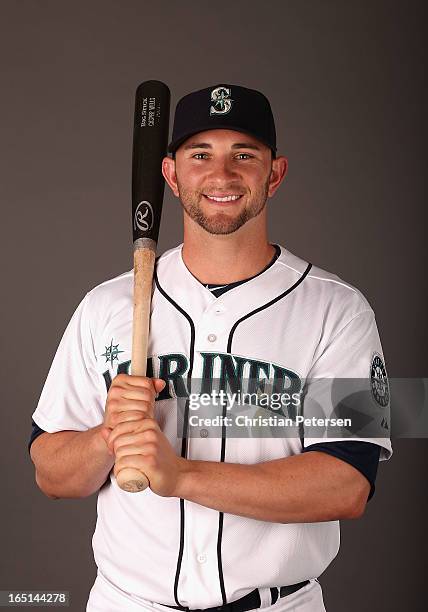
[99,373,187,497]
[105,418,188,497]
[101,373,166,432]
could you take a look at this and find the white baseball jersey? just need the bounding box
[32,243,392,609]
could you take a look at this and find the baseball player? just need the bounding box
[29,84,392,612]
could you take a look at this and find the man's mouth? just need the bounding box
[203,194,243,203]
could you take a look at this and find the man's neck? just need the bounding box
[181,220,276,284]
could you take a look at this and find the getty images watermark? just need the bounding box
[173,377,428,439]
[186,389,350,429]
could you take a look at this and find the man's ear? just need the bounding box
[162,156,179,197]
[268,156,288,198]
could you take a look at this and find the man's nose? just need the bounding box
[208,157,239,180]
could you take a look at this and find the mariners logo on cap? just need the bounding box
[370,353,390,408]
[210,86,233,115]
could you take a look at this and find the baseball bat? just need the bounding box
[116,80,170,493]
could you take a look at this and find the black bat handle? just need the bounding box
[132,80,171,249]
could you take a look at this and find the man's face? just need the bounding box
[171,130,274,235]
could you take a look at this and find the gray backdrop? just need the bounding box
[1,1,426,611]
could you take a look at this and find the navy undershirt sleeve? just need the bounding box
[28,419,46,453]
[302,441,381,501]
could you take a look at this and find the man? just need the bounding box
[29,84,392,611]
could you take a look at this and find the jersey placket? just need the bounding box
[178,299,230,607]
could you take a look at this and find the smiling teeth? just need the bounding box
[205,195,242,202]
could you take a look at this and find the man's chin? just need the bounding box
[197,215,247,235]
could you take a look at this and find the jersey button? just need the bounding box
[207,334,217,342]
[197,553,207,564]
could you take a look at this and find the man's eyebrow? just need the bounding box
[183,142,261,150]
[183,142,213,150]
[231,142,261,150]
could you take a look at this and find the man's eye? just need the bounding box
[235,153,252,160]
[192,153,208,159]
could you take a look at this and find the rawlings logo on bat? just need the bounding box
[133,200,154,233]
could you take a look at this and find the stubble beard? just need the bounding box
[177,178,270,235]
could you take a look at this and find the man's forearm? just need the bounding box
[30,425,114,499]
[176,450,370,523]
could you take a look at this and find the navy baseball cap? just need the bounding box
[168,84,277,157]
